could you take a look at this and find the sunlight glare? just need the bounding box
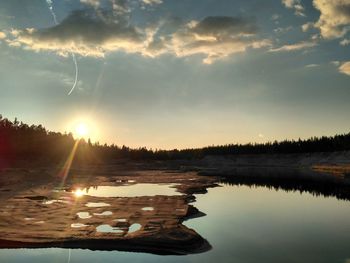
[74,188,85,197]
[75,123,89,138]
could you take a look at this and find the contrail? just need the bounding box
[45,0,79,95]
[68,53,79,95]
[46,0,58,24]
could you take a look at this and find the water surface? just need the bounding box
[1,184,350,263]
[77,184,181,197]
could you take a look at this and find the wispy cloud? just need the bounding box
[282,0,306,17]
[142,0,162,5]
[274,26,293,34]
[80,0,162,9]
[339,61,350,76]
[80,0,100,8]
[301,22,314,32]
[305,63,319,68]
[271,14,281,21]
[340,38,350,46]
[269,40,317,52]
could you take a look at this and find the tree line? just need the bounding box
[1,115,350,164]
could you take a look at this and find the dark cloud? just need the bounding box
[192,16,257,37]
[7,8,145,57]
[37,10,141,44]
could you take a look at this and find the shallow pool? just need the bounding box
[75,184,181,197]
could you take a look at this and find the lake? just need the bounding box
[1,181,350,263]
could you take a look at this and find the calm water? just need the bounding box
[76,183,181,197]
[1,184,350,263]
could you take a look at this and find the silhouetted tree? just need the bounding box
[1,115,350,164]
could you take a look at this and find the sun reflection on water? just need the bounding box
[74,188,85,197]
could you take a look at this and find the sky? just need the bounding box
[0,0,349,149]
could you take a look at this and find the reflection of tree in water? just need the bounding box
[83,185,99,194]
[216,168,350,201]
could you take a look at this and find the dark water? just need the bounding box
[1,184,350,263]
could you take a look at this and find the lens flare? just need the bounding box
[45,0,79,95]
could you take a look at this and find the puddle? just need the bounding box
[34,221,45,224]
[93,211,113,216]
[96,224,123,233]
[24,218,35,221]
[115,179,136,184]
[52,188,67,193]
[141,207,154,211]
[77,212,92,219]
[128,223,142,233]
[114,218,127,222]
[43,199,69,205]
[76,184,181,198]
[71,223,88,228]
[85,202,111,208]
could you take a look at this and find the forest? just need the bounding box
[1,115,350,164]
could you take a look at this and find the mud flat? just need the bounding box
[0,169,217,255]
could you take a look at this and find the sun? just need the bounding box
[75,122,89,138]
[66,116,99,141]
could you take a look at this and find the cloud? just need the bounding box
[271,14,281,21]
[80,0,100,8]
[6,10,271,64]
[80,0,131,16]
[331,60,340,66]
[282,0,306,16]
[142,0,162,5]
[169,16,271,64]
[305,63,319,68]
[339,61,350,76]
[312,0,350,39]
[0,31,6,39]
[80,0,162,9]
[7,10,144,57]
[274,26,293,34]
[301,22,314,32]
[269,40,317,52]
[340,38,350,46]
